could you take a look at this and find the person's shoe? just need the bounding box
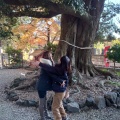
[40,117,46,120]
[45,116,53,120]
[62,117,67,120]
[44,110,53,120]
[40,115,51,120]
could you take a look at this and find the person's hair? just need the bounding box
[55,56,71,75]
[42,51,51,60]
[35,51,51,61]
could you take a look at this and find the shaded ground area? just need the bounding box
[0,69,120,120]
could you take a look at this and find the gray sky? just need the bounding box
[109,0,120,4]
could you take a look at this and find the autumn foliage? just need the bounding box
[12,17,60,50]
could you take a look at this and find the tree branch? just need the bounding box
[4,0,92,22]
[4,10,59,18]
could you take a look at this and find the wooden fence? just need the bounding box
[92,55,120,68]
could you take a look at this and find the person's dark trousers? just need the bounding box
[38,91,53,120]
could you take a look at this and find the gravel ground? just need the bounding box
[0,69,120,120]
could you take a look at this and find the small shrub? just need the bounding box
[5,46,23,67]
[107,44,120,71]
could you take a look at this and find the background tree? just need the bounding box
[112,39,120,45]
[12,17,60,51]
[107,33,116,41]
[0,16,17,48]
[95,2,120,42]
[107,44,120,72]
[0,0,18,47]
[5,46,22,67]
[2,0,119,78]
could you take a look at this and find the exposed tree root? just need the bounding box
[77,82,90,90]
[10,70,39,90]
[96,80,120,88]
[94,67,116,78]
[13,78,37,90]
[70,86,81,95]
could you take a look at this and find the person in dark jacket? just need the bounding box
[36,51,54,120]
[39,56,71,120]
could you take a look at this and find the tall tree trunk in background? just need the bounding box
[54,0,105,77]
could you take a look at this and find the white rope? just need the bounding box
[59,40,93,49]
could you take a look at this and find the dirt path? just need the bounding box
[0,69,120,120]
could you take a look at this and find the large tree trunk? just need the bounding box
[55,14,97,77]
[54,0,106,77]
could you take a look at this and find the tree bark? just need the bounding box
[54,14,97,77]
[54,0,106,77]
